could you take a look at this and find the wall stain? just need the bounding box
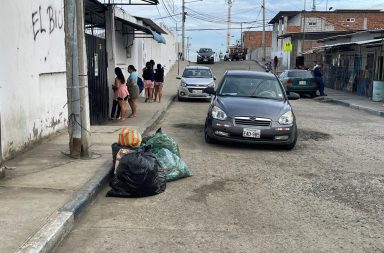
[32,123,39,138]
[49,117,61,128]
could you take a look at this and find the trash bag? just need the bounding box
[144,128,181,157]
[155,148,191,182]
[106,149,166,198]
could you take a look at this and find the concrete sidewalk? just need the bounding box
[0,61,187,253]
[315,88,384,118]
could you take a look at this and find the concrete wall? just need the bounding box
[0,0,67,160]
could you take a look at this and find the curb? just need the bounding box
[16,95,177,253]
[316,97,384,118]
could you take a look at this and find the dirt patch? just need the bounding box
[299,129,332,141]
[172,123,204,132]
[187,179,232,204]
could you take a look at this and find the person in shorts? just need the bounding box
[115,67,129,121]
[142,61,155,102]
[154,64,164,103]
[127,65,139,117]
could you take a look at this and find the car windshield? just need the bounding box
[287,70,313,78]
[218,76,284,100]
[199,48,213,53]
[183,69,212,78]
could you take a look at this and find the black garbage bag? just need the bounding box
[106,150,166,198]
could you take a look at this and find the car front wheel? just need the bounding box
[282,126,297,150]
[204,125,215,144]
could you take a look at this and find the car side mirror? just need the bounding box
[196,51,199,53]
[287,92,300,100]
[176,77,181,80]
[203,86,215,95]
[213,76,217,80]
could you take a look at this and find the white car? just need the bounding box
[177,66,216,101]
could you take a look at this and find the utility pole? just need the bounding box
[64,0,82,158]
[240,22,243,49]
[302,0,307,54]
[182,0,185,61]
[64,0,90,158]
[76,0,91,157]
[227,0,233,52]
[262,0,266,62]
[312,0,316,11]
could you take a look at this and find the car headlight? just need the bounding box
[208,82,215,87]
[210,55,214,58]
[181,81,187,87]
[278,111,294,125]
[211,106,227,120]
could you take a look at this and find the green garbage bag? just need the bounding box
[155,148,191,182]
[144,129,180,157]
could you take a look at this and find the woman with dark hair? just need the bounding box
[127,65,139,117]
[114,67,129,121]
[142,61,155,102]
[154,63,164,103]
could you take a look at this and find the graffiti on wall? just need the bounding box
[32,5,64,41]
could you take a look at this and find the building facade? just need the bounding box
[269,9,384,69]
[243,31,272,62]
[0,0,177,162]
[308,30,384,98]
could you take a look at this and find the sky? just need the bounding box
[118,0,384,60]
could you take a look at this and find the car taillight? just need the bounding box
[312,80,317,87]
[287,79,292,87]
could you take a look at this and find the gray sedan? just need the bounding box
[177,66,216,101]
[204,70,300,149]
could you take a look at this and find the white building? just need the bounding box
[0,0,177,162]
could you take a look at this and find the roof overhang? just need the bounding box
[134,16,167,34]
[101,0,158,5]
[115,16,166,44]
[278,31,358,40]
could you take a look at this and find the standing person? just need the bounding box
[149,59,155,69]
[127,65,139,118]
[114,67,129,121]
[142,62,155,102]
[149,60,156,99]
[154,64,164,103]
[273,56,279,73]
[313,61,327,97]
[110,79,121,120]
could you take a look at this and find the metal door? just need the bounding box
[86,34,109,125]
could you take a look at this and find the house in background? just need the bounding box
[243,31,272,62]
[268,9,384,69]
[305,30,384,98]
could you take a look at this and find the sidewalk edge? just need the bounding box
[16,95,176,253]
[317,97,384,118]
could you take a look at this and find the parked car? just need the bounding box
[197,48,215,64]
[203,70,300,149]
[278,69,317,97]
[177,66,216,101]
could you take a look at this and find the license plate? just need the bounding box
[192,90,203,94]
[243,128,261,138]
[203,59,208,62]
[299,81,307,85]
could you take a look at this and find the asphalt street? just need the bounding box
[56,61,384,253]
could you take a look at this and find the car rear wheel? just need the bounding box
[310,92,317,98]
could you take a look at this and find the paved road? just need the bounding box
[56,61,384,252]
